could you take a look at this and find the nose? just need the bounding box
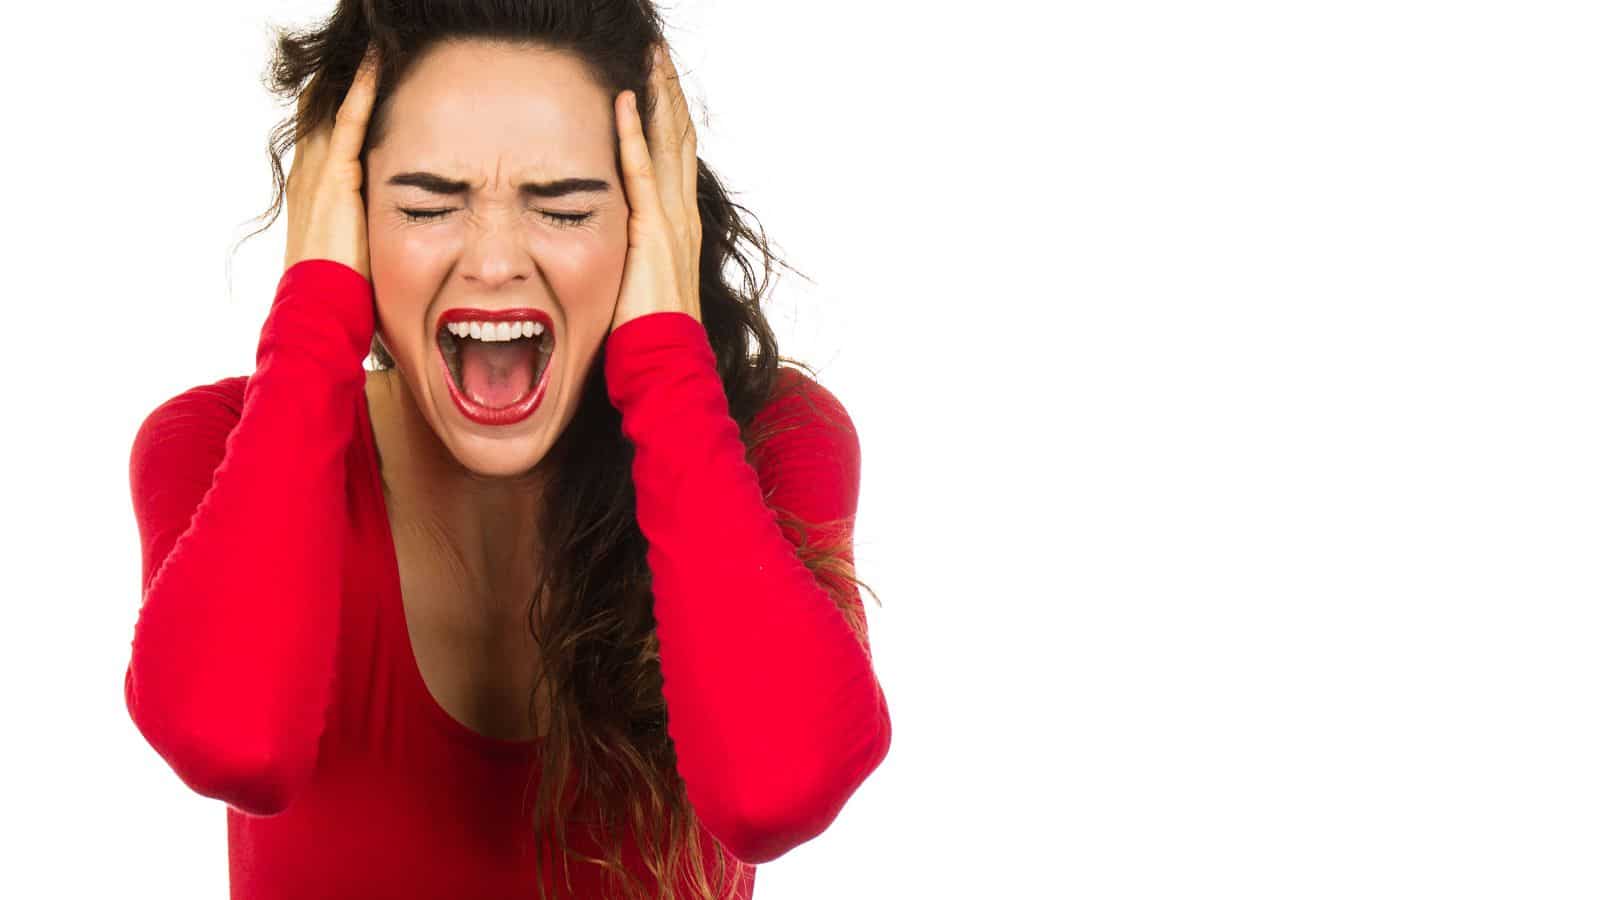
[457,217,535,291]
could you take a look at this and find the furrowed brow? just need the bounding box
[386,171,611,198]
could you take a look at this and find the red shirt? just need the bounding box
[124,259,891,898]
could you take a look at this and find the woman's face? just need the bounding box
[364,39,627,478]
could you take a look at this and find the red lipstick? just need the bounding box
[435,307,556,427]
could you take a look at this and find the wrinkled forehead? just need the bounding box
[375,40,617,181]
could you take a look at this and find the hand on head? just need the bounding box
[283,41,380,282]
[609,40,704,332]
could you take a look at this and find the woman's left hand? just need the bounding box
[611,41,702,333]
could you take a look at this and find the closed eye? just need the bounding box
[398,208,594,228]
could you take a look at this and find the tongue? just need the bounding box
[459,338,536,409]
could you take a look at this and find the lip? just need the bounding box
[436,308,556,427]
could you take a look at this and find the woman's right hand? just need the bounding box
[283,43,379,282]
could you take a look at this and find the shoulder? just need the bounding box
[129,375,251,473]
[748,365,861,522]
[134,375,250,436]
[754,366,857,435]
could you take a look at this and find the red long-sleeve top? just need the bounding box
[124,258,891,899]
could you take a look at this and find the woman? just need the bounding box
[123,2,891,897]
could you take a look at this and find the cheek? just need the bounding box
[368,226,429,295]
[545,230,628,308]
[367,231,447,361]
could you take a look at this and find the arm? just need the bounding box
[124,259,374,816]
[605,311,892,865]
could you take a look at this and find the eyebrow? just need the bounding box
[386,170,611,198]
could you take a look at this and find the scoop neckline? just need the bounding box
[357,378,543,758]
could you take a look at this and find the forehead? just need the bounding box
[378,40,615,175]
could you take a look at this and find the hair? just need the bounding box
[229,2,879,897]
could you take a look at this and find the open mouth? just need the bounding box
[437,322,556,408]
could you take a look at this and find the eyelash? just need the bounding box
[399,208,593,228]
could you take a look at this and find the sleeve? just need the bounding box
[124,259,375,817]
[604,311,892,865]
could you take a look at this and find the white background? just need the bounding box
[2,0,1597,897]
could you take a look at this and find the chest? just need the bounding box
[390,534,549,743]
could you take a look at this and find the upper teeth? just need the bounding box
[446,320,546,341]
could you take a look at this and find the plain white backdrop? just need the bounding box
[2,0,1597,897]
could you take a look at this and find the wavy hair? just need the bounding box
[229,1,879,897]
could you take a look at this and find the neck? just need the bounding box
[368,368,547,605]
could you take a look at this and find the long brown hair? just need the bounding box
[231,2,879,897]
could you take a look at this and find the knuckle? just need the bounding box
[325,162,362,192]
[333,101,365,129]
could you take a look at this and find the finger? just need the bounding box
[681,121,698,224]
[295,60,322,124]
[684,153,700,243]
[653,42,692,145]
[328,43,380,167]
[616,90,665,241]
[645,43,688,217]
[657,46,699,218]
[291,72,324,180]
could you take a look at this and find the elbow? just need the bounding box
[141,724,306,817]
[715,788,826,865]
[124,666,309,816]
[716,764,877,865]
[717,810,804,866]
[718,708,893,865]
[180,749,304,817]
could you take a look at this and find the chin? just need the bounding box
[440,425,557,480]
